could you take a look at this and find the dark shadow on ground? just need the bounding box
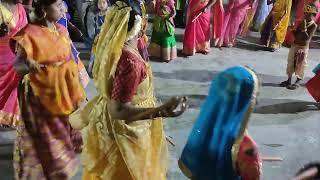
[157,95,318,114]
[149,57,170,63]
[255,99,318,114]
[153,69,312,84]
[153,70,218,83]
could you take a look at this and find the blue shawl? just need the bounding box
[179,66,259,180]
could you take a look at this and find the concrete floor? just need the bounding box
[1,28,320,180]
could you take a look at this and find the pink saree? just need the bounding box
[220,0,253,47]
[240,0,258,37]
[0,4,27,127]
[182,0,211,55]
[212,0,225,46]
[183,0,224,55]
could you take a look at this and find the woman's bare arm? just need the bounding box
[108,96,187,123]
[14,46,30,76]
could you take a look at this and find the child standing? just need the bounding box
[95,0,108,36]
[280,4,318,90]
[88,0,109,75]
[149,0,177,62]
[58,1,90,89]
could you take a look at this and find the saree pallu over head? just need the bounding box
[91,1,130,98]
[70,1,168,179]
[179,66,260,180]
[13,24,85,115]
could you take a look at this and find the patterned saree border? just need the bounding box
[182,41,210,56]
[178,159,193,179]
[0,110,19,127]
[231,67,260,170]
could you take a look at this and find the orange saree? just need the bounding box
[13,24,85,179]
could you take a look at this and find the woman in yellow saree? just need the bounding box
[260,0,292,51]
[69,1,187,179]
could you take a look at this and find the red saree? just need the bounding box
[306,72,320,102]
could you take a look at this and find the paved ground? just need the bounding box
[1,27,320,180]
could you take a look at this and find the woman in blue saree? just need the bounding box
[179,66,262,180]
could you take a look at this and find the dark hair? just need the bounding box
[128,0,142,32]
[0,23,9,37]
[296,162,320,179]
[34,0,58,18]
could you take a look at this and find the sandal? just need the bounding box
[287,83,300,90]
[279,80,291,87]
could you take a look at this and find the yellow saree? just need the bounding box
[70,2,168,179]
[272,0,292,48]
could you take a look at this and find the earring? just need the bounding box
[40,12,47,19]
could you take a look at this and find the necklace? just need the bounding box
[41,22,59,35]
[124,42,144,62]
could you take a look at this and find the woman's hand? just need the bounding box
[158,96,187,117]
[201,6,209,13]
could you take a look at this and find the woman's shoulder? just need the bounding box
[56,23,69,34]
[16,3,25,10]
[15,24,36,36]
[118,48,146,70]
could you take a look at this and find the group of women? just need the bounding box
[0,0,262,179]
[181,0,320,55]
[0,0,320,180]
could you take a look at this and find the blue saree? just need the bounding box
[179,66,259,180]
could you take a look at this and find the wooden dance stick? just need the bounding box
[261,156,283,161]
[166,136,176,146]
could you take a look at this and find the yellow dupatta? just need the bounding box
[70,1,168,179]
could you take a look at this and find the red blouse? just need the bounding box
[111,48,147,103]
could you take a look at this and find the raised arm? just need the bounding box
[108,96,187,123]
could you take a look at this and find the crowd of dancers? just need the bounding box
[0,0,320,179]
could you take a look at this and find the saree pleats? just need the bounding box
[0,3,27,127]
[183,0,210,55]
[70,2,168,179]
[261,0,292,48]
[14,80,79,180]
